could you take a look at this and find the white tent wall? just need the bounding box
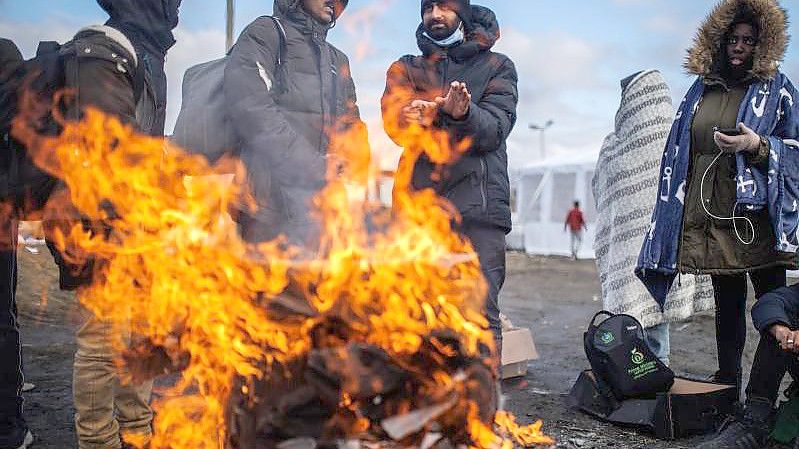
[513,153,599,258]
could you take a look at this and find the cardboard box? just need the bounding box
[567,370,737,440]
[500,327,539,379]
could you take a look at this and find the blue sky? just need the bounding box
[2,0,799,171]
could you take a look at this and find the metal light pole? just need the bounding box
[226,0,236,52]
[529,120,554,159]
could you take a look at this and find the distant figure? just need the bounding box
[564,201,586,259]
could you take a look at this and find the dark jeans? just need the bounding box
[0,223,24,427]
[711,267,786,388]
[460,223,506,345]
[745,331,799,405]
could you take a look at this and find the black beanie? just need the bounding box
[421,0,471,26]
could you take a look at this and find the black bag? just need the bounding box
[584,311,675,400]
[0,40,66,216]
[0,29,144,217]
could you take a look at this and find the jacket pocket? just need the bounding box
[441,170,482,214]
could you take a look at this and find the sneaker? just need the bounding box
[697,407,772,449]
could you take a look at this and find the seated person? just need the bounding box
[699,284,799,449]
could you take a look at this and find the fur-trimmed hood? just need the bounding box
[685,0,789,80]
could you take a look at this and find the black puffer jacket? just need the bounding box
[752,284,799,331]
[224,0,368,246]
[0,39,22,79]
[382,5,518,233]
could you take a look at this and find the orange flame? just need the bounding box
[12,79,552,448]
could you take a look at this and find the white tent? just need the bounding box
[511,151,600,258]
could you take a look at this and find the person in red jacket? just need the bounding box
[564,201,587,259]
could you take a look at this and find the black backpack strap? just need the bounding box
[131,54,146,105]
[227,16,288,95]
[266,16,288,95]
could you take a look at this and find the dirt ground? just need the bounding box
[14,248,780,448]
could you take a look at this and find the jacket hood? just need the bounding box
[274,0,348,38]
[0,39,23,84]
[417,4,500,60]
[685,0,789,80]
[97,0,181,58]
[615,69,673,137]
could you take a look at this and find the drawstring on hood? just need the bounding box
[97,0,181,61]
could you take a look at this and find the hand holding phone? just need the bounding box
[714,126,742,137]
[713,123,760,153]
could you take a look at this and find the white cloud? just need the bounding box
[644,15,685,36]
[0,17,84,57]
[492,27,616,168]
[495,27,605,91]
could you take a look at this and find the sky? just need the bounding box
[2,0,799,173]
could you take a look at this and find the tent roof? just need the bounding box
[518,149,600,174]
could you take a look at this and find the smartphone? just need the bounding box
[714,126,742,136]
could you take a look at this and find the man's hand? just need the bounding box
[714,123,761,154]
[402,99,438,127]
[771,324,799,353]
[435,81,471,120]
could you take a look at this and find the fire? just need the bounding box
[12,83,552,448]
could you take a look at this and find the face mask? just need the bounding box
[423,22,464,48]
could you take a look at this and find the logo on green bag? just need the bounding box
[631,348,646,365]
[599,331,615,345]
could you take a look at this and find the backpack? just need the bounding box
[0,40,68,216]
[172,16,288,164]
[0,27,143,217]
[584,311,675,400]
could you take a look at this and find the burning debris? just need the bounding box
[12,95,552,448]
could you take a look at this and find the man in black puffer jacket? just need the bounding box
[38,2,182,448]
[382,0,518,356]
[224,0,369,247]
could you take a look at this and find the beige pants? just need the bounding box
[74,301,153,449]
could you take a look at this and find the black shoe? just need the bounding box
[0,422,33,449]
[697,406,773,449]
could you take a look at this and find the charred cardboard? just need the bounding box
[567,370,737,440]
[501,327,539,380]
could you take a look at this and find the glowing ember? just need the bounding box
[13,86,552,448]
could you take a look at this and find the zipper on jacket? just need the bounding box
[479,158,488,213]
[441,51,450,92]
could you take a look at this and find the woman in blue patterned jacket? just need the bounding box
[637,0,799,408]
